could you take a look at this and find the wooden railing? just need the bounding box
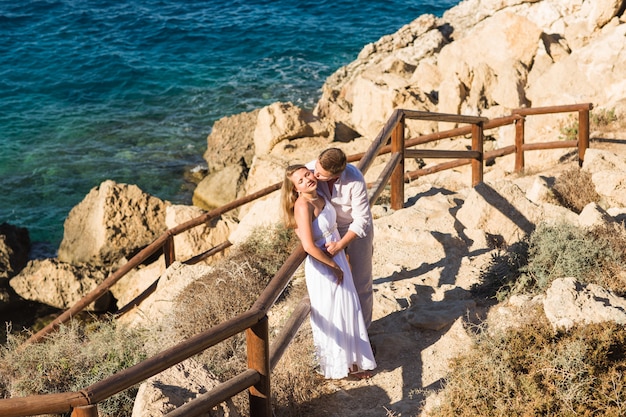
[1,103,592,417]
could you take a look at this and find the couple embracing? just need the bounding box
[280,147,376,380]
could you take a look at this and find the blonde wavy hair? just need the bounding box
[280,164,307,229]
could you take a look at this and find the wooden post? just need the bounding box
[163,235,175,267]
[71,405,99,417]
[578,108,590,167]
[514,115,525,173]
[247,316,271,417]
[471,122,484,186]
[390,113,405,210]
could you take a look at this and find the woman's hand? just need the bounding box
[331,263,343,286]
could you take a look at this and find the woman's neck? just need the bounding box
[300,192,319,201]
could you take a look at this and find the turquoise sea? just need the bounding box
[0,0,459,254]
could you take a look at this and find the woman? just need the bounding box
[281,164,376,379]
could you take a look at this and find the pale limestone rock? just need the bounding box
[108,203,236,310]
[165,204,236,264]
[527,24,626,108]
[9,258,110,311]
[58,180,168,266]
[228,194,281,245]
[583,0,624,30]
[406,286,476,331]
[253,102,331,155]
[132,358,234,417]
[192,163,246,210]
[543,277,626,330]
[456,180,575,244]
[203,108,259,173]
[578,202,614,228]
[110,256,165,311]
[486,294,546,335]
[583,149,626,208]
[437,12,541,116]
[119,262,212,329]
[583,148,626,173]
[525,175,554,204]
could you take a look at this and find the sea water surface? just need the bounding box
[0,0,459,253]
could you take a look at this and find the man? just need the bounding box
[306,147,374,329]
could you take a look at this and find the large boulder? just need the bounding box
[253,101,333,155]
[314,14,443,140]
[111,205,235,310]
[436,12,541,116]
[527,23,626,108]
[58,180,168,266]
[9,258,111,311]
[203,108,259,173]
[192,163,247,210]
[582,148,626,208]
[543,277,626,330]
[165,204,236,263]
[314,0,626,144]
[455,180,578,244]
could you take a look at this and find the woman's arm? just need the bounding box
[293,199,343,284]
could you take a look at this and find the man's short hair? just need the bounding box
[318,148,347,176]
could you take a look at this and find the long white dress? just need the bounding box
[305,198,377,379]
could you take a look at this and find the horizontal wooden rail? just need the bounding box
[405,149,482,160]
[85,309,262,404]
[114,240,234,317]
[183,240,233,266]
[512,103,592,116]
[165,369,261,417]
[269,296,311,371]
[350,114,521,163]
[160,296,312,417]
[0,391,90,417]
[402,110,488,124]
[522,139,578,151]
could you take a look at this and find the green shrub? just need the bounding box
[559,107,617,140]
[591,108,617,127]
[473,222,626,300]
[522,222,626,293]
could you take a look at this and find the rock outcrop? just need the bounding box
[10,258,110,311]
[316,0,626,140]
[58,180,168,266]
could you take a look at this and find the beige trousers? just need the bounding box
[342,226,374,328]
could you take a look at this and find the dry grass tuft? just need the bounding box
[552,167,601,214]
[431,307,626,417]
[172,224,299,377]
[0,318,148,416]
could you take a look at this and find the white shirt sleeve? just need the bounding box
[332,164,372,238]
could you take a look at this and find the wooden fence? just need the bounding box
[0,103,592,417]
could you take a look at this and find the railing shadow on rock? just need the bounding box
[0,103,592,417]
